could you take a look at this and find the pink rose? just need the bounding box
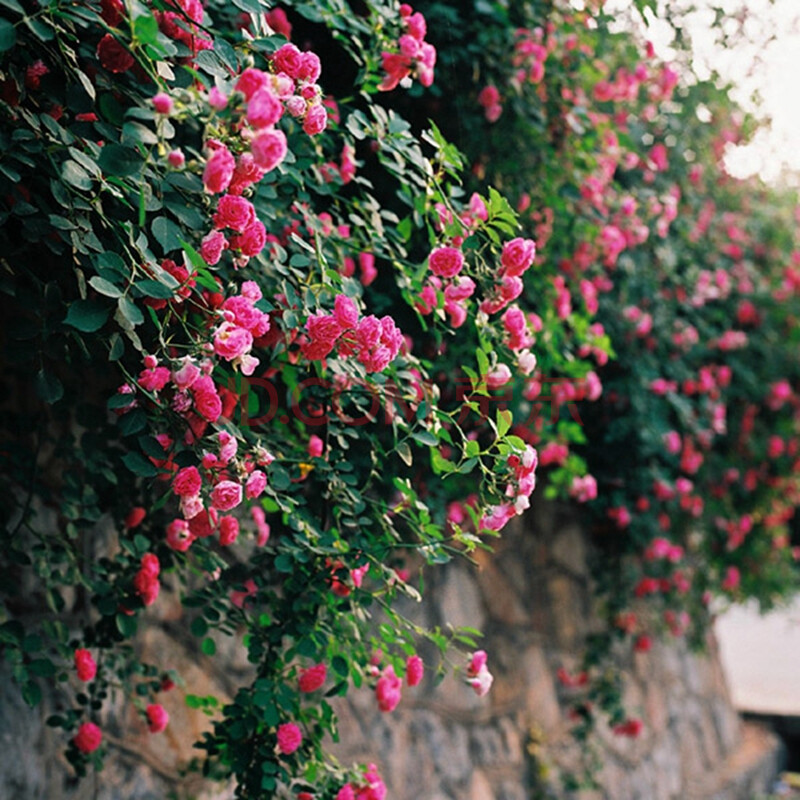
[375,665,402,712]
[213,195,255,232]
[297,51,321,82]
[229,152,266,195]
[245,469,267,499]
[265,8,291,37]
[298,663,327,693]
[208,86,228,109]
[166,518,194,551]
[302,314,342,360]
[214,322,253,361]
[307,435,324,458]
[151,92,173,114]
[203,146,236,194]
[235,67,268,101]
[302,103,327,136]
[217,515,239,546]
[167,149,185,167]
[74,721,102,753]
[276,722,302,754]
[406,655,423,687]
[200,230,228,265]
[273,43,302,78]
[74,649,97,682]
[211,480,242,511]
[251,128,289,172]
[359,252,378,285]
[230,220,267,257]
[428,246,464,278]
[146,703,169,733]
[500,237,536,277]
[247,87,283,129]
[333,294,359,329]
[193,387,222,423]
[173,466,202,497]
[486,363,511,389]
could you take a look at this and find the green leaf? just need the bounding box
[497,409,512,437]
[62,160,93,191]
[22,681,42,708]
[133,13,159,45]
[121,451,158,478]
[28,658,56,677]
[0,18,16,51]
[151,216,182,254]
[190,617,208,637]
[116,613,138,637]
[201,637,216,656]
[397,441,412,466]
[35,369,64,404]
[412,431,438,447]
[136,279,174,299]
[64,300,109,332]
[89,276,123,298]
[97,143,142,177]
[118,296,144,326]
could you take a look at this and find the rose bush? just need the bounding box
[1,0,798,795]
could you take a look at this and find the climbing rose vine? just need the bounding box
[1,0,798,796]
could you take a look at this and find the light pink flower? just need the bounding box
[245,470,267,499]
[375,665,402,712]
[211,480,243,511]
[203,146,236,194]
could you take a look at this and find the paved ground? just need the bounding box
[716,597,800,716]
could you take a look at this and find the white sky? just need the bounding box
[601,0,800,184]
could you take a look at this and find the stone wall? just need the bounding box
[330,497,781,800]
[0,498,783,799]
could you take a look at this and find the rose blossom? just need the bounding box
[166,518,194,551]
[211,480,243,511]
[406,655,424,687]
[213,322,253,361]
[276,722,302,754]
[203,146,236,194]
[303,103,327,136]
[247,87,283,129]
[245,470,267,499]
[298,663,327,693]
[230,221,267,257]
[428,246,464,278]
[146,703,169,733]
[173,466,201,497]
[251,129,288,172]
[213,195,255,232]
[74,649,97,682]
[375,665,402,712]
[235,67,268,100]
[218,515,239,546]
[200,230,228,265]
[151,92,173,114]
[96,34,134,73]
[74,721,102,753]
[500,238,536,276]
